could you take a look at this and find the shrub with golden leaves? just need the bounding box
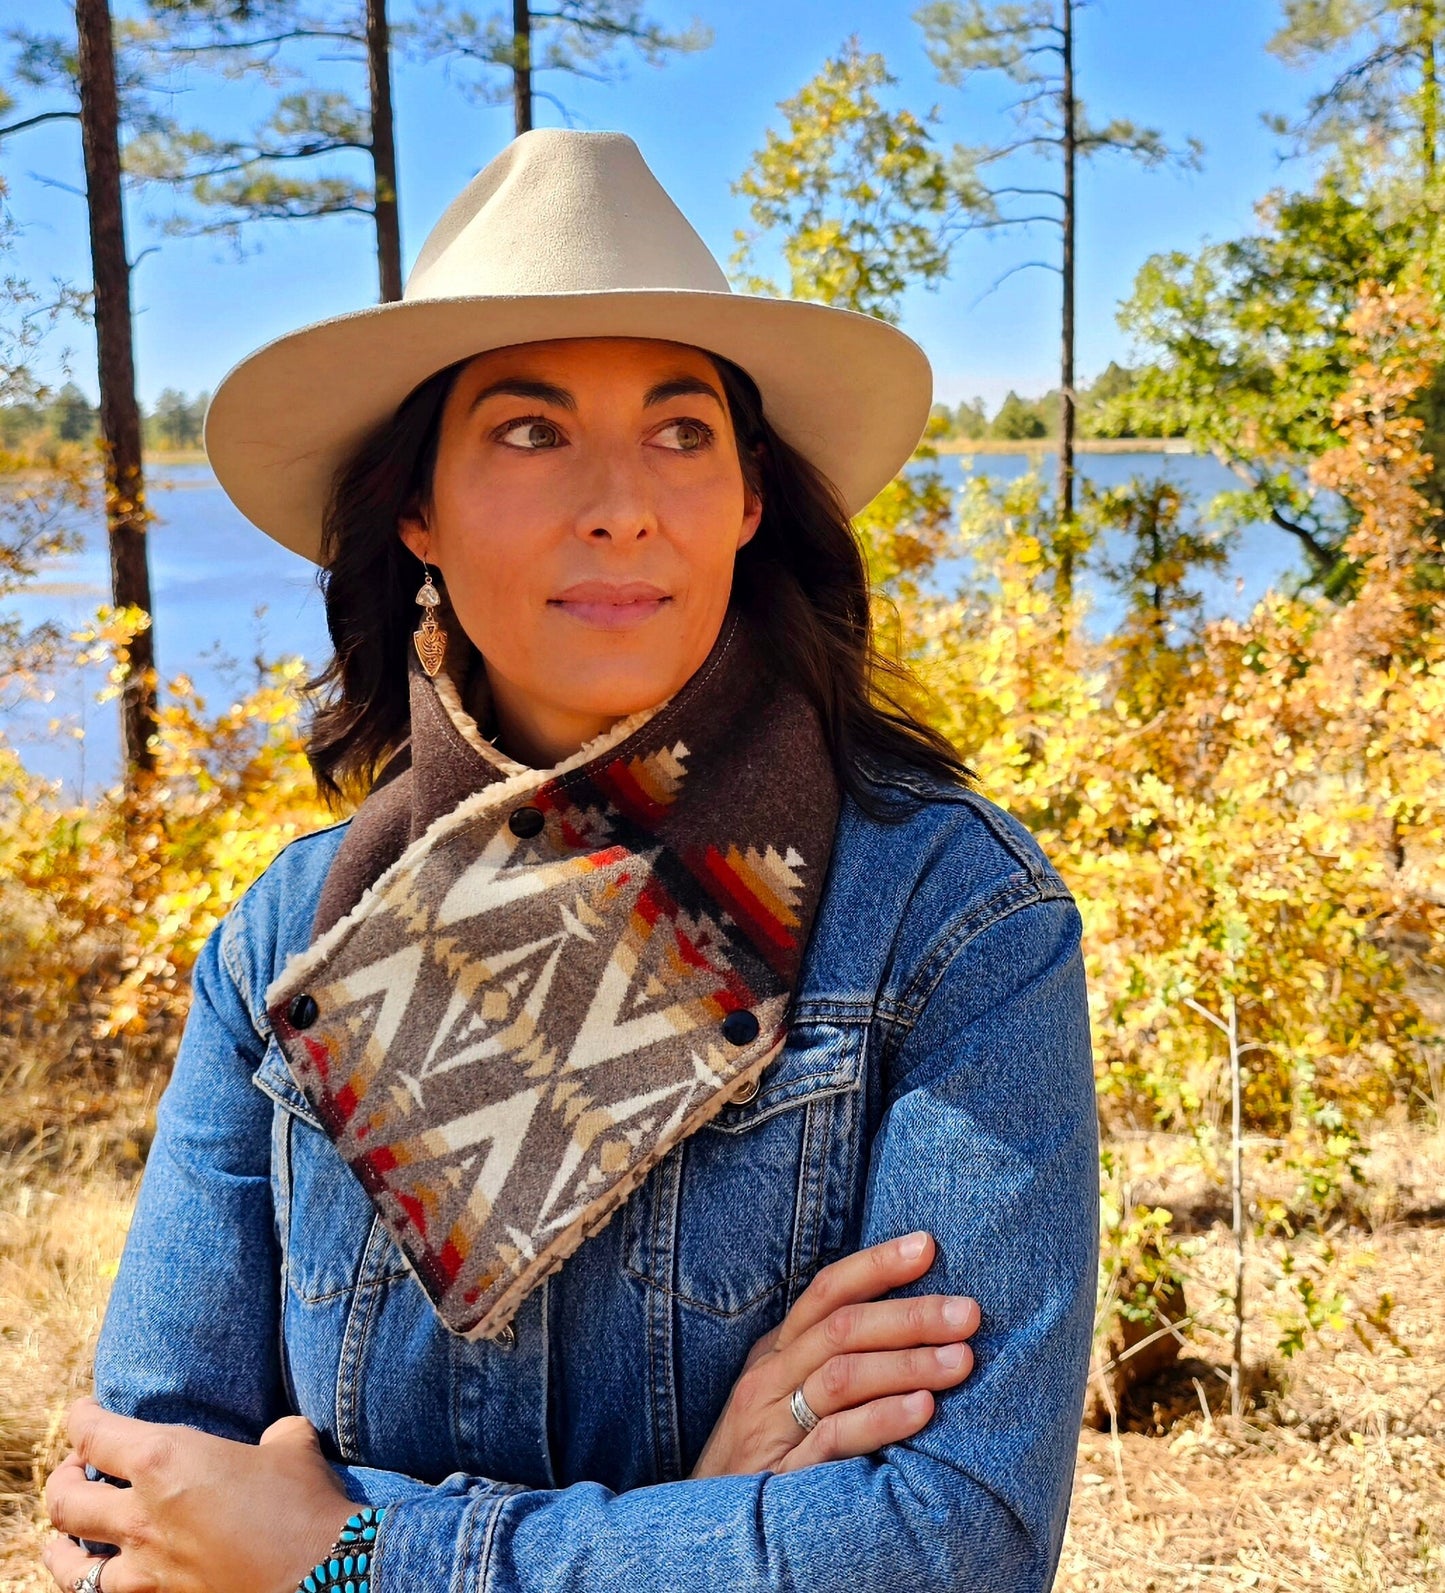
[905,279,1443,1220]
[0,636,333,1063]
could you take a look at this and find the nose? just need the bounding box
[571,443,658,543]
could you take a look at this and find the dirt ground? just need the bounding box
[1058,1219,1444,1592]
[1,1054,1441,1591]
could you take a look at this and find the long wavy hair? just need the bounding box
[304,347,971,820]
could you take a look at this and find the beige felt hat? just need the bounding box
[203,127,934,564]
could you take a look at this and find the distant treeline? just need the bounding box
[0,385,209,457]
[931,362,1174,442]
[6,368,1169,457]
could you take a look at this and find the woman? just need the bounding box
[42,129,1098,1593]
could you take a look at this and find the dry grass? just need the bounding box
[1060,1218,1445,1591]
[0,1035,159,1593]
[1,1054,1441,1591]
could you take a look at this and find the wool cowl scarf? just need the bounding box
[266,601,842,1342]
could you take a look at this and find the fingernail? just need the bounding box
[943,1297,975,1326]
[905,1390,932,1415]
[935,1341,966,1368]
[898,1232,928,1258]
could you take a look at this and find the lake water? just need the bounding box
[3,450,1306,797]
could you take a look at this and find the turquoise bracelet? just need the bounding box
[296,1505,385,1593]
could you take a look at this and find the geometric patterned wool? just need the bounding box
[266,604,841,1341]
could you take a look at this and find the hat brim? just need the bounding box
[202,289,933,563]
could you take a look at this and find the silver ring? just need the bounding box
[72,1558,108,1593]
[789,1383,820,1433]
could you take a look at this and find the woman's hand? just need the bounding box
[689,1230,979,1479]
[40,1397,355,1593]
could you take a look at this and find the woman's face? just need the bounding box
[399,336,762,758]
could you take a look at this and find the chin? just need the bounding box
[561,657,686,719]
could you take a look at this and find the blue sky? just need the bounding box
[1,0,1332,413]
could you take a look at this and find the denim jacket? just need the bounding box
[92,756,1099,1593]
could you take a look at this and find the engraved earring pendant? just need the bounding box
[413,563,447,678]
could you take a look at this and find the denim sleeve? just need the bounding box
[367,889,1099,1593]
[91,906,455,1509]
[91,913,288,1438]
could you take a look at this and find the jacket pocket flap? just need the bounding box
[707,1020,865,1134]
[251,1038,324,1132]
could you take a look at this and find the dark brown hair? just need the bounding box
[304,348,971,820]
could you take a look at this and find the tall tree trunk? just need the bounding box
[513,0,533,136]
[1421,1,1439,184]
[1058,0,1077,603]
[75,0,157,786]
[366,0,403,302]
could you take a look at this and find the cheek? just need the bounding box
[434,474,549,604]
[660,471,750,561]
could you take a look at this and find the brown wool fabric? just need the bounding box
[266,602,841,1341]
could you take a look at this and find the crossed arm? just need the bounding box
[44,887,1098,1593]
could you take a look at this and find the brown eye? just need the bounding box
[499,418,562,450]
[660,418,713,452]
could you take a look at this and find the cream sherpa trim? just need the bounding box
[430,664,530,775]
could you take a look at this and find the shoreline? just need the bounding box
[932,436,1192,456]
[2,440,1195,479]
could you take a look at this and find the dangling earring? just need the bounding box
[413,562,448,678]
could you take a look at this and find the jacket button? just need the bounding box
[730,1074,760,1104]
[286,993,319,1030]
[509,806,545,838]
[721,1009,760,1046]
[496,1323,516,1349]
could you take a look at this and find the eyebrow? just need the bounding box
[468,373,725,414]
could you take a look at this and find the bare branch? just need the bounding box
[0,108,80,140]
[150,28,363,54]
[966,257,1060,310]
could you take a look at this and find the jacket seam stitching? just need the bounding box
[252,1068,324,1132]
[452,1483,484,1593]
[218,915,260,1032]
[893,877,1075,1030]
[622,1253,848,1317]
[473,1488,513,1593]
[292,1268,412,1307]
[956,797,1056,884]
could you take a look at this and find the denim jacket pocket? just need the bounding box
[621,1021,867,1318]
[250,1038,412,1306]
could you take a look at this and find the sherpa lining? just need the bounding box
[429,666,528,774]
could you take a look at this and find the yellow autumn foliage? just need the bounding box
[0,636,331,1058]
[899,279,1444,1214]
[0,281,1440,1234]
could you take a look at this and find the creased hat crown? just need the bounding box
[407,129,730,300]
[204,127,935,561]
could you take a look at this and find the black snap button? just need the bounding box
[287,993,319,1030]
[508,805,545,838]
[721,1008,760,1046]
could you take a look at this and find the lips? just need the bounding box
[551,580,670,603]
[547,582,672,631]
